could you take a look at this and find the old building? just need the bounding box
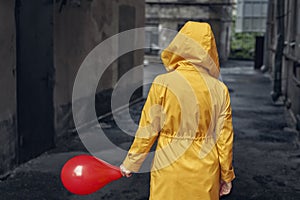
[145,0,234,61]
[0,0,144,176]
[264,0,300,130]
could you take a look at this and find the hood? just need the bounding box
[161,21,220,78]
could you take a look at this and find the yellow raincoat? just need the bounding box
[123,21,235,200]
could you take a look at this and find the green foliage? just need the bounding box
[229,18,261,60]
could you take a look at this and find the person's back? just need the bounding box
[121,21,235,200]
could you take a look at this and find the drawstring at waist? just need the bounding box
[159,132,215,142]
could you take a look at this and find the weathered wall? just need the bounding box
[146,2,211,51]
[0,0,145,175]
[54,0,145,140]
[286,0,300,128]
[145,0,233,61]
[0,0,17,175]
[208,2,233,60]
[266,0,300,130]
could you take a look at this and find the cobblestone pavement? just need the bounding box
[0,60,299,200]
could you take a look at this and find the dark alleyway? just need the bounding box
[0,60,299,200]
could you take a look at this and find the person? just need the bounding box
[120,21,235,200]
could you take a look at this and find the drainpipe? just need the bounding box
[271,0,285,102]
[262,0,272,72]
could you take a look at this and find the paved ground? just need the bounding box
[0,60,299,200]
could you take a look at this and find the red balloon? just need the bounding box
[61,155,123,195]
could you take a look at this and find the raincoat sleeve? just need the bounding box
[122,77,163,172]
[216,86,235,183]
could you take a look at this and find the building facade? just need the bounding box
[0,0,144,176]
[145,0,234,61]
[264,0,300,130]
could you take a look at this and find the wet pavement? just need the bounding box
[0,60,299,200]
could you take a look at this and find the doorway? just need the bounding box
[15,0,55,163]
